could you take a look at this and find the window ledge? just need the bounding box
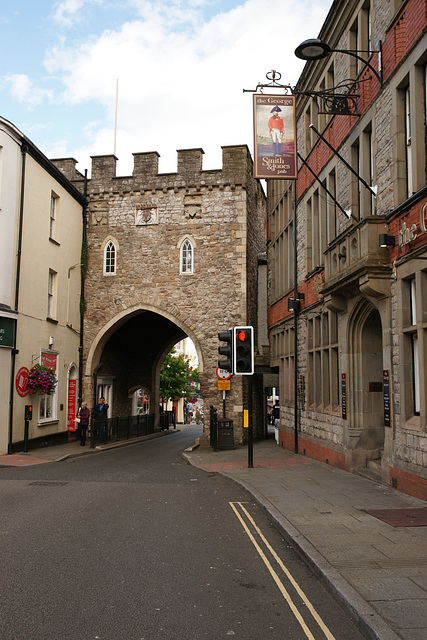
[404,416,421,431]
[37,419,59,427]
[66,323,80,335]
[305,265,324,281]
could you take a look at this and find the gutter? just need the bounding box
[78,170,88,407]
[8,143,27,453]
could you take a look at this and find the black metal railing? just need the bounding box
[210,406,218,451]
[90,413,155,447]
[159,410,176,431]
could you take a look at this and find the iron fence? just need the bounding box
[210,406,218,451]
[90,413,155,447]
[159,410,175,431]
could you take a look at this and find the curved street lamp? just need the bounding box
[295,38,382,86]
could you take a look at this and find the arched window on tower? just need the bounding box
[104,240,117,275]
[180,238,193,274]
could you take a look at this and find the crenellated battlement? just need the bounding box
[91,145,252,187]
[52,145,254,195]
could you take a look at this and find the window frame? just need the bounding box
[49,192,59,241]
[180,238,194,275]
[38,352,58,423]
[307,311,340,411]
[399,271,427,426]
[47,269,57,320]
[104,240,117,276]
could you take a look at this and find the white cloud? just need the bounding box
[52,0,103,27]
[44,0,331,174]
[2,74,54,107]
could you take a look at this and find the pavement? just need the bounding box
[1,430,426,640]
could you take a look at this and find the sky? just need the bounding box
[0,0,332,176]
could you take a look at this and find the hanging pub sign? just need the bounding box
[253,94,297,180]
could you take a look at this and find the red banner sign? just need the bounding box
[41,352,57,369]
[67,379,77,432]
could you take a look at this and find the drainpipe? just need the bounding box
[78,169,88,408]
[8,143,27,454]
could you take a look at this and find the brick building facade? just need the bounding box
[267,0,427,498]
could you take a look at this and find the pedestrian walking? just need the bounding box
[76,402,90,446]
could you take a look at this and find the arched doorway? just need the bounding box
[349,302,385,461]
[84,305,203,433]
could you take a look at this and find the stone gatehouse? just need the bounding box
[54,145,266,443]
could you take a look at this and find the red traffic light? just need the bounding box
[233,326,254,375]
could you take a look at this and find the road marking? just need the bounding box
[230,502,336,640]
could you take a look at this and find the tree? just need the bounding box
[159,348,195,403]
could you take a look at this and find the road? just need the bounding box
[0,426,366,639]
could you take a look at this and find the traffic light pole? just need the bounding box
[248,376,253,468]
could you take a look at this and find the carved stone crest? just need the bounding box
[135,204,158,225]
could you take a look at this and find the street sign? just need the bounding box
[16,367,29,397]
[218,379,231,391]
[0,317,15,348]
[216,367,232,380]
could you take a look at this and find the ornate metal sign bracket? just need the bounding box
[243,70,293,95]
[244,70,364,116]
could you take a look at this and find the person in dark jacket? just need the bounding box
[77,402,90,446]
[93,397,109,443]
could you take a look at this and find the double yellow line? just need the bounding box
[229,502,336,640]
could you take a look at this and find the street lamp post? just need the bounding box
[295,38,382,87]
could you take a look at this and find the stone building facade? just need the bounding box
[54,146,266,443]
[267,0,427,498]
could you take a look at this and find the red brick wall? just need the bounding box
[268,271,324,328]
[389,466,427,501]
[296,0,426,202]
[279,430,346,469]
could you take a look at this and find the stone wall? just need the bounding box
[54,146,266,443]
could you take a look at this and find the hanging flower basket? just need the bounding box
[27,364,57,396]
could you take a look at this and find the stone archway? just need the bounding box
[348,301,385,464]
[82,304,204,431]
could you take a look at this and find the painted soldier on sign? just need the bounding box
[268,106,284,157]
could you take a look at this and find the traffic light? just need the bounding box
[218,329,233,373]
[25,405,33,421]
[233,326,254,375]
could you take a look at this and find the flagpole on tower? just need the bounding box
[113,78,119,156]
